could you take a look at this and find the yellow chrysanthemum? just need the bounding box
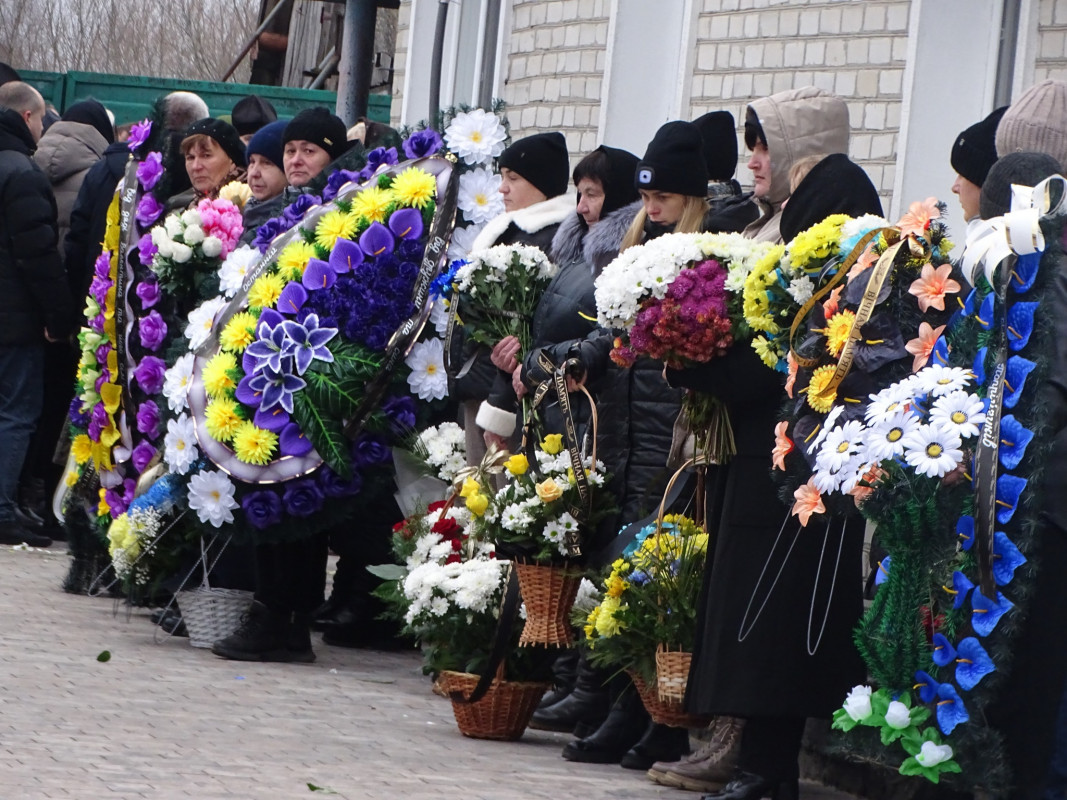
[594,596,623,638]
[788,214,849,271]
[64,469,79,488]
[220,311,257,353]
[104,194,121,252]
[71,434,92,465]
[390,167,436,209]
[805,365,838,413]
[605,573,629,599]
[315,209,359,251]
[751,335,778,368]
[248,272,285,309]
[351,186,394,223]
[232,421,278,465]
[202,352,238,399]
[277,241,317,280]
[204,397,244,443]
[824,309,857,358]
[584,606,599,640]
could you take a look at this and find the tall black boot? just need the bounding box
[619,721,691,770]
[211,601,292,662]
[537,649,580,710]
[530,651,610,734]
[561,675,649,763]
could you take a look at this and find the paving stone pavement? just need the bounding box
[0,546,860,800]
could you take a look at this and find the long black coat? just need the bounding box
[670,344,865,719]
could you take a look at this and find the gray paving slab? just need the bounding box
[0,545,860,799]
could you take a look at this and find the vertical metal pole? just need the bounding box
[428,0,451,124]
[477,0,502,109]
[336,0,378,125]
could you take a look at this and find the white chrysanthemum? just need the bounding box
[186,468,239,528]
[816,420,866,473]
[405,338,448,400]
[444,108,508,166]
[866,408,920,461]
[162,352,195,413]
[930,391,986,439]
[218,245,261,298]
[457,168,504,225]
[902,424,963,478]
[912,365,974,397]
[163,414,199,474]
[184,296,227,350]
[501,503,532,532]
[787,275,815,305]
[447,222,485,260]
[840,214,890,244]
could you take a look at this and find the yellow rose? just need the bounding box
[459,477,481,498]
[504,453,529,475]
[535,478,563,503]
[540,433,563,455]
[465,492,489,516]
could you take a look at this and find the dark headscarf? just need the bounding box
[980,152,1064,220]
[62,99,114,144]
[575,144,640,217]
[780,154,883,241]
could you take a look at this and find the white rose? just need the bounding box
[884,700,911,730]
[183,224,205,245]
[170,242,193,263]
[201,235,223,258]
[155,238,174,259]
[914,740,953,768]
[151,226,170,246]
[843,685,873,722]
[180,209,202,227]
[164,215,183,238]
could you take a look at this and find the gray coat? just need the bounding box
[33,121,108,254]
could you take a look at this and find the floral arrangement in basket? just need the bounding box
[104,474,185,592]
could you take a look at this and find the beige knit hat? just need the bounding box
[995,79,1067,168]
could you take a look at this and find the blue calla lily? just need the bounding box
[998,415,1034,470]
[935,683,970,735]
[1003,356,1037,408]
[359,221,396,258]
[1007,301,1039,351]
[951,570,974,609]
[962,288,978,316]
[931,633,956,668]
[955,637,996,691]
[971,347,987,385]
[914,670,940,704]
[993,531,1027,586]
[277,281,308,315]
[930,336,950,368]
[976,292,995,330]
[996,474,1028,524]
[957,516,975,551]
[1012,251,1040,294]
[302,258,337,291]
[388,207,425,240]
[874,556,891,586]
[972,588,1014,637]
[329,237,364,274]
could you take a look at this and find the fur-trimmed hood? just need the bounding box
[550,199,642,273]
[470,192,574,252]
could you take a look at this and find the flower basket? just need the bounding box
[629,670,711,729]
[514,560,582,647]
[437,668,549,740]
[177,586,253,648]
[655,645,694,704]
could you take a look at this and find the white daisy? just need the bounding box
[816,420,866,472]
[811,463,845,494]
[866,408,920,461]
[930,391,986,439]
[405,338,449,400]
[808,405,845,454]
[444,108,508,166]
[864,384,916,423]
[457,168,504,225]
[186,469,239,528]
[902,424,964,478]
[501,503,532,532]
[184,296,227,350]
[162,353,195,413]
[163,414,199,474]
[218,245,261,297]
[912,365,973,397]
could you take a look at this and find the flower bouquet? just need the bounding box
[392,421,468,516]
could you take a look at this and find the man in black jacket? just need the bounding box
[0,82,76,547]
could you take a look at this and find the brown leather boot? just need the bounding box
[646,715,744,791]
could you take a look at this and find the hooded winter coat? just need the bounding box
[33,121,109,255]
[742,87,850,243]
[0,108,76,344]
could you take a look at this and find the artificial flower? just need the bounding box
[71,433,92,464]
[281,315,338,375]
[896,197,940,237]
[842,685,873,722]
[866,408,919,461]
[465,492,489,516]
[242,489,283,530]
[132,356,166,395]
[282,479,325,517]
[202,352,239,398]
[804,364,838,413]
[391,167,437,209]
[447,223,485,259]
[885,700,911,730]
[351,186,394,223]
[247,362,306,415]
[276,240,317,279]
[127,119,151,151]
[163,414,199,474]
[457,167,504,224]
[535,478,564,503]
[904,322,946,372]
[541,433,563,455]
[908,262,961,312]
[444,108,508,166]
[772,421,794,470]
[902,424,963,478]
[784,351,799,398]
[248,272,285,309]
[504,453,529,476]
[459,477,481,498]
[232,421,279,465]
[187,469,239,528]
[913,364,973,397]
[185,297,227,350]
[163,353,195,413]
[929,391,985,439]
[914,740,954,769]
[824,310,856,358]
[405,337,448,400]
[219,311,257,353]
[218,245,261,297]
[279,423,313,457]
[791,478,825,527]
[402,128,443,159]
[136,151,163,190]
[204,397,244,442]
[818,420,866,472]
[315,209,358,251]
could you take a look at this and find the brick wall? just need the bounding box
[1036,0,1067,82]
[690,0,911,203]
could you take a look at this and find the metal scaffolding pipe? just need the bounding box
[335,0,377,124]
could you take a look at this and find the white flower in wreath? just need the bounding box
[864,384,915,423]
[162,353,196,413]
[786,275,815,305]
[884,700,912,730]
[915,740,954,768]
[929,391,986,440]
[457,168,504,225]
[842,685,873,722]
[444,108,508,166]
[447,222,485,260]
[429,298,450,336]
[187,468,239,528]
[218,245,261,298]
[184,296,227,350]
[865,408,920,462]
[405,337,449,401]
[902,424,964,479]
[163,414,199,475]
[816,420,866,473]
[912,365,973,398]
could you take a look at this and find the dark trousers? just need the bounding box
[0,344,44,521]
[254,532,329,614]
[738,715,806,783]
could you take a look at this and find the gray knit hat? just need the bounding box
[995,80,1067,167]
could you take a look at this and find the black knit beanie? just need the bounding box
[692,111,738,182]
[498,132,570,199]
[951,106,1008,187]
[232,95,277,137]
[635,121,709,197]
[980,152,1064,219]
[780,154,883,242]
[284,107,349,162]
[62,99,114,144]
[184,117,246,167]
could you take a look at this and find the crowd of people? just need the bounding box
[3,55,1067,799]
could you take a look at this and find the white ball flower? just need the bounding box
[201,235,223,258]
[182,224,205,245]
[170,241,193,263]
[884,700,911,730]
[842,685,873,722]
[164,214,184,238]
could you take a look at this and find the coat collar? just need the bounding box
[471,192,574,252]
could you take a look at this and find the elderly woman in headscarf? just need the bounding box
[177,117,246,205]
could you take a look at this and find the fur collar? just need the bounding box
[550,212,586,265]
[471,193,574,251]
[586,200,642,273]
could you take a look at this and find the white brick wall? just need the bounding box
[1035,0,1067,82]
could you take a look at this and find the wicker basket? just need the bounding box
[629,670,711,729]
[513,561,582,647]
[655,646,693,703]
[177,587,253,649]
[437,669,549,740]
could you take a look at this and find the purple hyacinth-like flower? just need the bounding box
[359,222,395,258]
[127,120,151,152]
[136,152,164,191]
[279,422,313,457]
[329,237,364,274]
[136,399,161,439]
[245,320,292,374]
[388,207,424,241]
[248,360,306,414]
[135,193,165,228]
[242,490,283,530]
[131,441,157,473]
[136,278,161,310]
[252,216,291,254]
[133,355,167,395]
[94,251,111,279]
[138,310,168,352]
[137,232,158,267]
[280,314,338,375]
[402,128,443,160]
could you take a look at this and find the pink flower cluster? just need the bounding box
[197,198,244,259]
[611,258,734,369]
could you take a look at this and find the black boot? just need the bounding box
[537,650,580,710]
[700,771,798,800]
[287,612,316,663]
[561,676,649,763]
[619,721,691,770]
[211,601,293,661]
[530,653,610,734]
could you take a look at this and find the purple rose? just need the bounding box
[127,120,152,152]
[138,310,168,352]
[95,343,112,364]
[363,147,398,181]
[136,400,161,439]
[94,251,111,279]
[242,490,283,530]
[136,278,161,309]
[133,356,166,394]
[322,169,361,202]
[282,194,320,226]
[351,433,390,468]
[316,466,364,498]
[382,395,417,432]
[89,274,112,305]
[136,151,164,190]
[68,397,89,427]
[131,441,157,473]
[136,193,165,228]
[252,217,291,253]
[137,232,158,267]
[281,479,324,518]
[402,129,443,160]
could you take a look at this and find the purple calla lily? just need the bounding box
[388,207,424,240]
[278,281,309,315]
[359,222,395,258]
[254,405,291,433]
[302,258,337,291]
[329,237,364,274]
[279,422,314,457]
